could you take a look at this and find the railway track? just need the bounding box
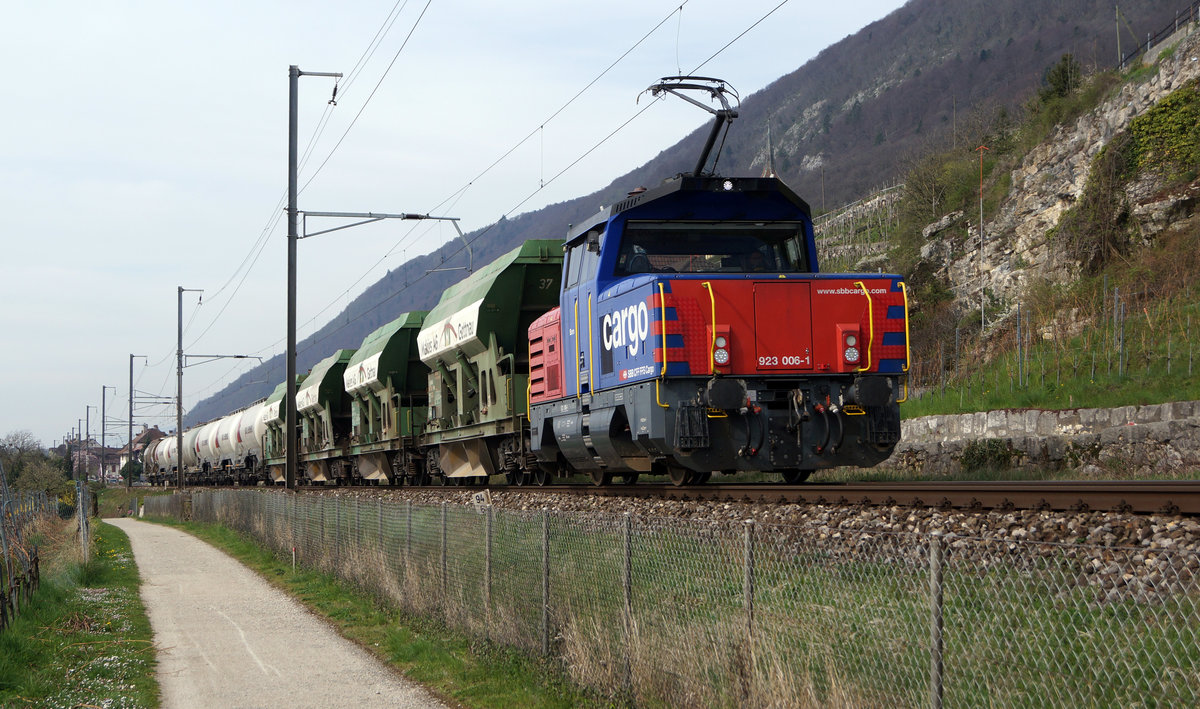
[285,479,1200,516]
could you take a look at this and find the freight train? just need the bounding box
[143,78,910,487]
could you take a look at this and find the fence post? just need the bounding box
[1113,299,1123,376]
[377,498,384,555]
[622,512,633,689]
[541,510,550,656]
[440,502,448,608]
[929,532,945,709]
[336,498,343,565]
[485,505,493,642]
[290,494,297,572]
[743,519,755,643]
[622,513,633,619]
[1017,303,1023,387]
[405,499,412,583]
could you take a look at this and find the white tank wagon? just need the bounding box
[182,428,201,469]
[233,402,267,468]
[143,437,169,485]
[216,414,240,466]
[195,420,222,474]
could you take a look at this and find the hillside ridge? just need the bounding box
[187,0,1190,425]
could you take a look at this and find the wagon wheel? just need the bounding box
[533,466,549,486]
[693,471,711,485]
[620,473,639,485]
[781,470,811,484]
[507,468,526,487]
[589,469,613,486]
[424,449,443,486]
[667,465,690,487]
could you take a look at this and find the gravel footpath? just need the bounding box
[107,518,446,709]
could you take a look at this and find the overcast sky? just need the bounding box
[0,0,906,448]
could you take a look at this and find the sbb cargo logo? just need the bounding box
[602,302,649,356]
[620,365,655,381]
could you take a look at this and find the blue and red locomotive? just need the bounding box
[527,174,909,485]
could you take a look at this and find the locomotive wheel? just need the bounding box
[781,470,812,484]
[589,469,612,486]
[620,473,639,485]
[693,471,711,484]
[667,465,690,487]
[533,466,549,486]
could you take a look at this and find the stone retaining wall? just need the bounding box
[887,400,1200,476]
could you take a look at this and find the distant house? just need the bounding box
[118,425,166,473]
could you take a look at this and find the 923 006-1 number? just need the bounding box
[758,353,811,367]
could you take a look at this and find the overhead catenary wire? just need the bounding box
[184,0,787,414]
[176,1,423,354]
[298,0,435,196]
[223,1,700,363]
[265,1,699,352]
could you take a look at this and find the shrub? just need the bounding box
[960,438,1014,472]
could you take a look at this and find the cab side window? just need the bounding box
[564,245,583,288]
[564,230,601,287]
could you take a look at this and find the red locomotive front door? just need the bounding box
[753,281,813,371]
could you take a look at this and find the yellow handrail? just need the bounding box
[899,281,912,372]
[588,294,596,393]
[657,282,668,377]
[573,298,581,397]
[655,282,670,408]
[854,281,874,372]
[701,281,716,375]
[897,375,909,404]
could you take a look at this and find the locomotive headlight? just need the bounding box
[722,180,734,191]
[715,336,728,348]
[845,334,857,347]
[844,346,860,364]
[713,348,730,365]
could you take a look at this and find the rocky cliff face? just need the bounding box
[924,25,1200,312]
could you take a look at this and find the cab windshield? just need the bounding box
[614,221,809,276]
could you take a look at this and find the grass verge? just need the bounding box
[155,518,603,709]
[0,518,158,708]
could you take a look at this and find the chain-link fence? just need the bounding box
[0,463,53,633]
[148,490,1200,707]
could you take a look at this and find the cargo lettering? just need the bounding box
[602,302,649,357]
